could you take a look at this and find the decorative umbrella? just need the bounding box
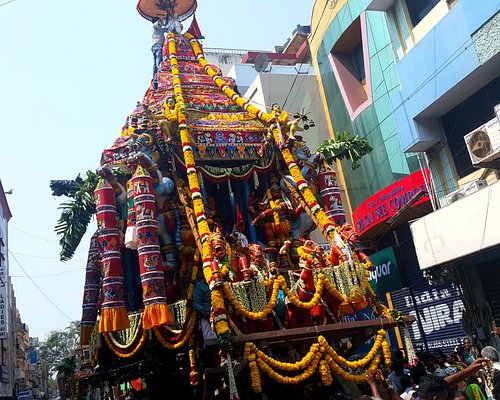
[136,0,197,22]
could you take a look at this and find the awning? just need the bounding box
[411,180,500,270]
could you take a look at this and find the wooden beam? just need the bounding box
[173,177,204,255]
[236,316,415,345]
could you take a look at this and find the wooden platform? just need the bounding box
[202,316,415,399]
[205,316,415,349]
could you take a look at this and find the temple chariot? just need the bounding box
[53,1,414,398]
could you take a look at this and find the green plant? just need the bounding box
[315,131,373,170]
[51,171,99,261]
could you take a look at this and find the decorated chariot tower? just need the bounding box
[52,1,415,399]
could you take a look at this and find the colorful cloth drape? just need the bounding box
[80,231,101,345]
[95,178,130,332]
[132,165,173,329]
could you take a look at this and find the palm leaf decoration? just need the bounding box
[315,131,373,170]
[50,171,99,261]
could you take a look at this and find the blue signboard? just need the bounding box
[391,283,465,352]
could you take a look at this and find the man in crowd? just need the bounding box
[418,358,489,400]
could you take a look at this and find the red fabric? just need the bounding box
[235,203,245,232]
[130,378,142,391]
[186,15,204,39]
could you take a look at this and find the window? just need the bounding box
[352,43,366,82]
[329,14,372,120]
[405,0,440,26]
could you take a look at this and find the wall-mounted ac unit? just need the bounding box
[445,180,488,205]
[464,118,500,165]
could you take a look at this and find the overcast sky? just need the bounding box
[0,0,313,340]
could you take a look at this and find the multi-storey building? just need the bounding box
[0,180,15,400]
[310,0,500,351]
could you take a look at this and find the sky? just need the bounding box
[0,0,313,340]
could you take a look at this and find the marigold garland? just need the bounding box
[180,36,395,390]
[153,312,197,350]
[188,32,338,241]
[168,33,230,339]
[188,337,201,386]
[103,329,148,359]
[222,273,349,318]
[266,189,281,226]
[223,278,280,320]
[244,333,389,392]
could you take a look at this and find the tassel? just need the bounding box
[132,165,173,329]
[94,178,130,333]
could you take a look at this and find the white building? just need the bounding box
[0,180,16,400]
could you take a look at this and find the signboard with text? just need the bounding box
[0,224,8,339]
[367,247,403,295]
[352,168,430,237]
[391,283,465,352]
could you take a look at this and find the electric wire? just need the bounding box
[8,251,73,322]
[10,225,59,245]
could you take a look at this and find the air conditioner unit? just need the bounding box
[445,179,487,205]
[464,118,500,165]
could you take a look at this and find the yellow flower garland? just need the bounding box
[187,33,338,241]
[266,189,281,226]
[244,333,389,392]
[280,274,324,309]
[153,312,197,350]
[168,33,229,338]
[182,36,394,380]
[103,330,148,359]
[223,278,280,320]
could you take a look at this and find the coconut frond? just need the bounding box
[50,175,84,197]
[52,171,99,261]
[315,131,373,170]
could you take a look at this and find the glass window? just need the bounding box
[352,42,366,82]
[405,0,440,26]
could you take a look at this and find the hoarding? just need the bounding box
[0,222,8,339]
[352,168,430,237]
[367,247,403,295]
[391,283,465,352]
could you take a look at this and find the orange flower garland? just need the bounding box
[223,278,281,320]
[185,32,274,122]
[244,333,390,392]
[103,330,148,359]
[167,33,230,339]
[185,34,338,241]
[153,312,197,350]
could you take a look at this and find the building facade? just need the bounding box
[309,0,500,351]
[0,180,15,400]
[387,0,500,348]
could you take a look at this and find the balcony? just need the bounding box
[410,180,500,269]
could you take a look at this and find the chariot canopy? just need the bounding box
[136,0,197,22]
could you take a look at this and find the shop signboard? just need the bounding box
[352,168,430,237]
[0,224,8,339]
[391,283,465,352]
[368,247,403,295]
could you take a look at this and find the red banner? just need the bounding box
[352,168,430,236]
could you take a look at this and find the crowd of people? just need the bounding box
[359,338,500,400]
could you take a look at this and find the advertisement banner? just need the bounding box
[391,283,465,352]
[352,168,430,237]
[368,247,403,295]
[0,227,8,340]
